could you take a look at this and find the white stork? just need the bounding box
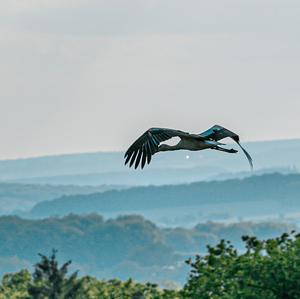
[124,125,253,170]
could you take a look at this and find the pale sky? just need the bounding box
[0,0,300,159]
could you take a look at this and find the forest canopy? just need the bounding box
[1,231,300,298]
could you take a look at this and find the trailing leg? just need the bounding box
[212,146,238,154]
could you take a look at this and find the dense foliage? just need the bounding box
[0,251,179,299]
[2,232,300,298]
[182,231,300,299]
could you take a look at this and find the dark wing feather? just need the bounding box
[200,125,253,169]
[124,128,188,169]
[141,145,147,169]
[199,125,237,141]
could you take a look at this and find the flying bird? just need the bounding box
[124,125,253,170]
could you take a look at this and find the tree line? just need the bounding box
[0,214,293,285]
[1,231,300,298]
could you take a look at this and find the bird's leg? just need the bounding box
[212,146,238,154]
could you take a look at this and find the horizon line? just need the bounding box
[0,136,300,162]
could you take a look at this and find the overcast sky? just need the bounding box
[0,0,300,159]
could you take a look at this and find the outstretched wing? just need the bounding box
[124,128,189,169]
[200,125,253,169]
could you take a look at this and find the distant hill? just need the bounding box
[29,173,300,225]
[10,165,223,186]
[0,183,123,215]
[1,138,300,186]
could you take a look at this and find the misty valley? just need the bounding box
[0,145,300,298]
